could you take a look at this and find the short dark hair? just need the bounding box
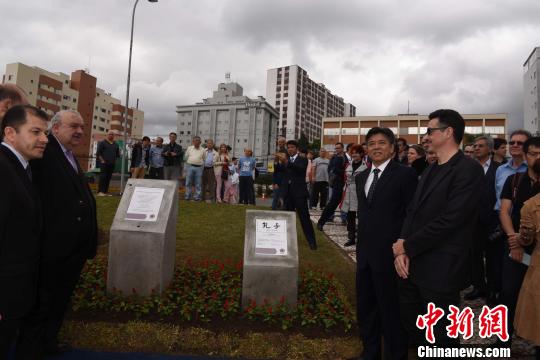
[365,127,396,145]
[0,84,25,104]
[335,142,344,148]
[1,105,48,139]
[346,142,354,150]
[510,129,532,140]
[428,109,465,144]
[523,137,540,154]
[299,147,308,154]
[287,140,299,148]
[397,137,407,145]
[493,137,507,150]
[169,132,177,136]
[142,136,150,141]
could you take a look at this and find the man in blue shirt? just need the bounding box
[489,129,530,306]
[149,137,165,179]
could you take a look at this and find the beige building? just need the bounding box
[266,65,351,141]
[322,113,507,149]
[2,62,144,170]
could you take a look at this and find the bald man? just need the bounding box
[0,84,28,121]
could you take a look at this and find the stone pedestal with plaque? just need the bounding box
[241,210,298,309]
[107,179,178,296]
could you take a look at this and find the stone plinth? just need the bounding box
[241,210,298,309]
[107,179,178,296]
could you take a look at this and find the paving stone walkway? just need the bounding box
[309,208,536,359]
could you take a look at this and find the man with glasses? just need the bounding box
[392,109,484,347]
[464,136,501,303]
[498,136,540,348]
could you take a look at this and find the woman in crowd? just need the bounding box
[214,143,230,203]
[341,144,367,247]
[407,144,428,177]
[238,148,256,205]
[224,157,239,204]
[514,163,540,360]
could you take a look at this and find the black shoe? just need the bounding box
[343,240,356,247]
[316,222,324,231]
[44,342,72,355]
[309,243,318,250]
[464,288,487,301]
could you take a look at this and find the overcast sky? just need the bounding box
[1,0,539,137]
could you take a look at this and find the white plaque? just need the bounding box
[125,187,165,222]
[255,219,287,256]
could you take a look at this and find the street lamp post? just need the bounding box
[120,0,158,194]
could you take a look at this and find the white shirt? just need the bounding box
[1,141,28,170]
[364,158,391,196]
[289,153,298,163]
[346,153,352,162]
[481,158,491,175]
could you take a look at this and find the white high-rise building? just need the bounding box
[524,47,540,135]
[266,65,351,141]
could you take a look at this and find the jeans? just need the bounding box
[239,176,255,204]
[185,164,203,200]
[164,165,181,181]
[310,181,328,208]
[149,166,164,179]
[98,163,115,193]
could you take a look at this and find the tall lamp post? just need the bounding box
[120,0,158,193]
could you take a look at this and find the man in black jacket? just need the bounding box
[278,140,317,250]
[19,110,98,357]
[317,142,348,230]
[162,132,183,181]
[0,105,48,357]
[465,136,501,302]
[393,109,483,346]
[355,127,417,359]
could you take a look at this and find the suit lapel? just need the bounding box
[0,145,33,193]
[372,160,396,196]
[355,167,370,202]
[47,135,87,198]
[417,153,461,206]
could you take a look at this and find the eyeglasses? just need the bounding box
[425,126,448,136]
[527,151,540,158]
[509,141,524,146]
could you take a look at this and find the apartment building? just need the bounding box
[176,82,278,165]
[2,62,144,170]
[266,65,351,142]
[524,47,540,135]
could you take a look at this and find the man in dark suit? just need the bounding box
[354,127,417,360]
[0,105,48,357]
[393,109,483,347]
[278,140,317,250]
[465,136,501,302]
[317,142,348,230]
[18,110,98,357]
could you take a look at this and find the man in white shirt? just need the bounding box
[184,136,205,201]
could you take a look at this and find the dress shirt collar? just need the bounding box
[290,153,298,162]
[482,158,491,174]
[1,141,28,170]
[371,157,391,175]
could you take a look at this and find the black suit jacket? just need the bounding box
[0,145,41,319]
[355,160,418,271]
[31,135,98,262]
[401,151,484,292]
[281,155,309,199]
[478,160,501,228]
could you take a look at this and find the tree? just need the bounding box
[298,132,309,150]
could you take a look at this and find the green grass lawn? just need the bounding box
[75,196,361,359]
[96,197,357,306]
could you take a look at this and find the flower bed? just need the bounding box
[72,257,355,332]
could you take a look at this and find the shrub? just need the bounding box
[72,257,354,332]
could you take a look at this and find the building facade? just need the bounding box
[322,114,507,149]
[176,82,279,166]
[265,65,350,142]
[524,47,540,135]
[2,62,144,170]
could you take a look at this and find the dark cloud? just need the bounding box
[1,0,539,136]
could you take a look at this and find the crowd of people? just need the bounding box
[2,81,540,358]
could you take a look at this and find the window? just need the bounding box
[94,115,97,119]
[8,75,13,81]
[323,128,340,135]
[72,98,76,103]
[341,128,359,135]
